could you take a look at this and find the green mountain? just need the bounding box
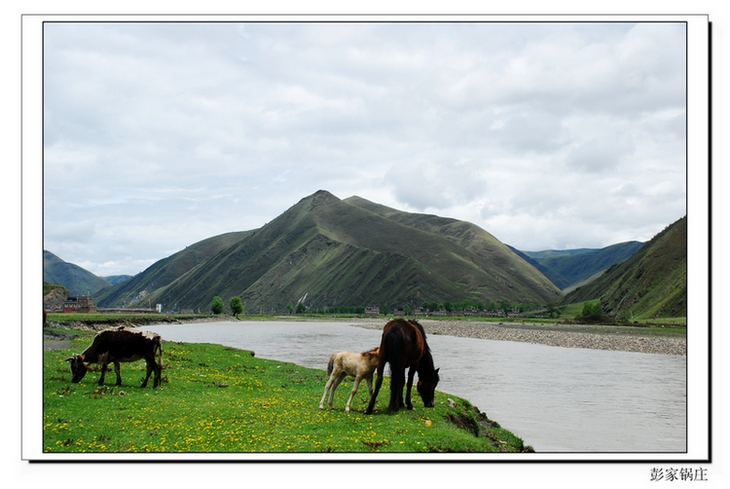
[99,190,563,313]
[95,230,254,308]
[43,250,110,296]
[561,216,687,320]
[512,241,644,291]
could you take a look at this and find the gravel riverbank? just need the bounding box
[351,319,686,356]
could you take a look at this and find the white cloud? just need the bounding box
[42,21,687,276]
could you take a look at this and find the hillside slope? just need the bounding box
[95,230,254,308]
[107,191,562,313]
[561,216,687,320]
[43,251,110,296]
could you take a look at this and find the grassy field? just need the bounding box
[43,331,528,454]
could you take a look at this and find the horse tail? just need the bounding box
[381,323,405,368]
[327,354,335,376]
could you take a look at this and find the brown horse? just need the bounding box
[365,319,439,414]
[319,347,380,412]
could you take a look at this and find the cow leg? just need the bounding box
[152,359,162,388]
[114,361,122,386]
[365,365,385,414]
[405,366,416,410]
[141,359,152,388]
[98,362,108,386]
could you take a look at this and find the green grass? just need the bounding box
[44,334,527,454]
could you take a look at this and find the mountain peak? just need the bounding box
[299,190,340,209]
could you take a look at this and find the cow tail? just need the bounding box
[327,355,335,376]
[156,337,163,371]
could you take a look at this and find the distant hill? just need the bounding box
[561,216,687,320]
[95,230,254,308]
[43,250,110,296]
[512,241,644,291]
[104,275,133,285]
[98,190,562,313]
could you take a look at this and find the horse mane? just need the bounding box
[408,320,436,379]
[408,320,431,352]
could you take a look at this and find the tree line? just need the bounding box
[209,295,563,319]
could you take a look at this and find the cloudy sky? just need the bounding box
[43,21,687,277]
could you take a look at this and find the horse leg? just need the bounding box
[365,366,385,414]
[328,373,346,409]
[319,373,336,410]
[405,366,416,410]
[365,375,373,397]
[387,365,406,414]
[346,375,364,413]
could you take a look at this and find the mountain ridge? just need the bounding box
[99,190,563,312]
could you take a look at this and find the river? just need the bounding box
[140,320,686,453]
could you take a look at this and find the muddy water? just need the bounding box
[141,320,686,453]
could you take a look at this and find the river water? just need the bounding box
[140,320,686,453]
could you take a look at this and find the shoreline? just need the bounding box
[45,315,686,356]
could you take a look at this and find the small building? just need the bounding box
[63,296,97,313]
[365,306,380,316]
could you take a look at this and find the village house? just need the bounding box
[63,295,97,313]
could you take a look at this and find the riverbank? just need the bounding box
[45,314,686,356]
[349,318,687,356]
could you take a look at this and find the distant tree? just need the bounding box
[287,302,294,314]
[423,301,439,313]
[380,302,389,315]
[443,301,453,312]
[579,301,604,322]
[404,305,412,316]
[210,296,224,315]
[229,296,244,318]
[546,302,562,318]
[296,302,306,314]
[499,300,511,317]
[475,299,486,311]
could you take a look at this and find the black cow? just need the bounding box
[67,328,163,388]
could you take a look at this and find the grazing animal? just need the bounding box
[319,347,380,412]
[365,319,439,414]
[67,327,163,388]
